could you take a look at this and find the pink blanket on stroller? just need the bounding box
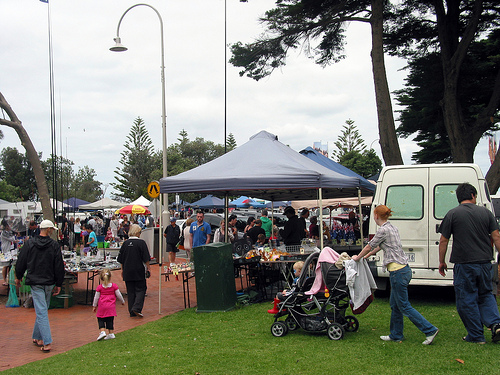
[305,247,340,295]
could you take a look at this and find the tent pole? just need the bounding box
[224,195,229,242]
[358,188,363,246]
[158,193,162,315]
[319,188,323,250]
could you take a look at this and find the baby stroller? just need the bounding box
[269,249,359,340]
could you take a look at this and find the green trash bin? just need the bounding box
[192,242,236,312]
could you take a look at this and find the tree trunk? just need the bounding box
[435,0,483,163]
[486,147,500,194]
[0,92,54,223]
[370,0,403,166]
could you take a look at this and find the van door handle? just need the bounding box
[436,223,441,233]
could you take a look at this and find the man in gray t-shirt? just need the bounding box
[438,182,500,343]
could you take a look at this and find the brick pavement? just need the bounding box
[0,262,196,371]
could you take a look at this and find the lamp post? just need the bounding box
[110,4,168,315]
[110,3,168,211]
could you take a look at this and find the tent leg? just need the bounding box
[319,188,323,250]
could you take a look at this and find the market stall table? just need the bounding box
[161,264,195,309]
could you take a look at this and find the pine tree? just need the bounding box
[112,117,157,200]
[331,119,366,162]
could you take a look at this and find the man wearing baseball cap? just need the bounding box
[15,220,65,353]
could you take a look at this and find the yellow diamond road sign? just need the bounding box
[147,181,160,198]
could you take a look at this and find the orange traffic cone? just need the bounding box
[267,298,281,314]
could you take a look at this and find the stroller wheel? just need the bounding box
[285,316,298,331]
[271,321,288,337]
[327,323,345,340]
[344,315,359,332]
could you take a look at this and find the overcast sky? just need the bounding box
[0,0,493,199]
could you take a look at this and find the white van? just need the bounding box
[368,163,497,290]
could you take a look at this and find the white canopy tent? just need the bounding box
[130,196,151,207]
[78,197,124,210]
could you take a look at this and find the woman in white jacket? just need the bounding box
[182,218,194,260]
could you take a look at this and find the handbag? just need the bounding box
[177,234,185,249]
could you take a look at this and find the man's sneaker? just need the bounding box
[97,331,107,341]
[422,329,439,345]
[462,337,485,344]
[104,333,115,340]
[380,335,396,342]
[491,324,500,343]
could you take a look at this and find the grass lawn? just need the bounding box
[5,287,500,375]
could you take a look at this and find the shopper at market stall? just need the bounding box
[309,216,319,240]
[352,205,439,345]
[260,210,273,238]
[117,224,151,318]
[27,220,40,239]
[86,224,98,256]
[228,214,238,243]
[73,218,82,250]
[164,217,181,264]
[182,218,194,260]
[244,217,255,233]
[214,219,229,243]
[1,219,17,286]
[15,220,65,353]
[280,207,302,248]
[190,211,212,248]
[299,208,310,238]
[247,219,265,244]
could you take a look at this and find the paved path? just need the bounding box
[0,262,196,371]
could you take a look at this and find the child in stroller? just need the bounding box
[268,248,360,340]
[267,261,304,314]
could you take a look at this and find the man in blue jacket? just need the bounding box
[15,220,65,353]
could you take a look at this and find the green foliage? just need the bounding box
[0,180,21,202]
[0,147,37,201]
[229,0,372,80]
[42,156,74,202]
[72,166,102,202]
[395,30,500,163]
[7,294,500,374]
[226,132,237,151]
[113,117,158,201]
[339,149,382,178]
[331,119,366,162]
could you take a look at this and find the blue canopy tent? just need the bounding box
[63,197,90,211]
[230,196,266,208]
[299,147,375,192]
[191,195,236,209]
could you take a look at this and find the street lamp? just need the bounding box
[110,3,168,208]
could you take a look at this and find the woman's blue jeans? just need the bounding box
[389,265,437,340]
[31,285,54,345]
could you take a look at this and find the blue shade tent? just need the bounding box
[230,196,266,208]
[299,147,375,192]
[191,195,236,209]
[160,131,374,201]
[63,197,90,211]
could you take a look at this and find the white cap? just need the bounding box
[40,220,58,230]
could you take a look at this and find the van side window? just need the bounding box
[434,184,459,219]
[385,185,423,219]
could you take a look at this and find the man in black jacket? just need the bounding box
[15,220,65,353]
[281,206,303,249]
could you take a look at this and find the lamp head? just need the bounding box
[110,37,128,52]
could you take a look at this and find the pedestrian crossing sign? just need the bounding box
[147,181,160,198]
